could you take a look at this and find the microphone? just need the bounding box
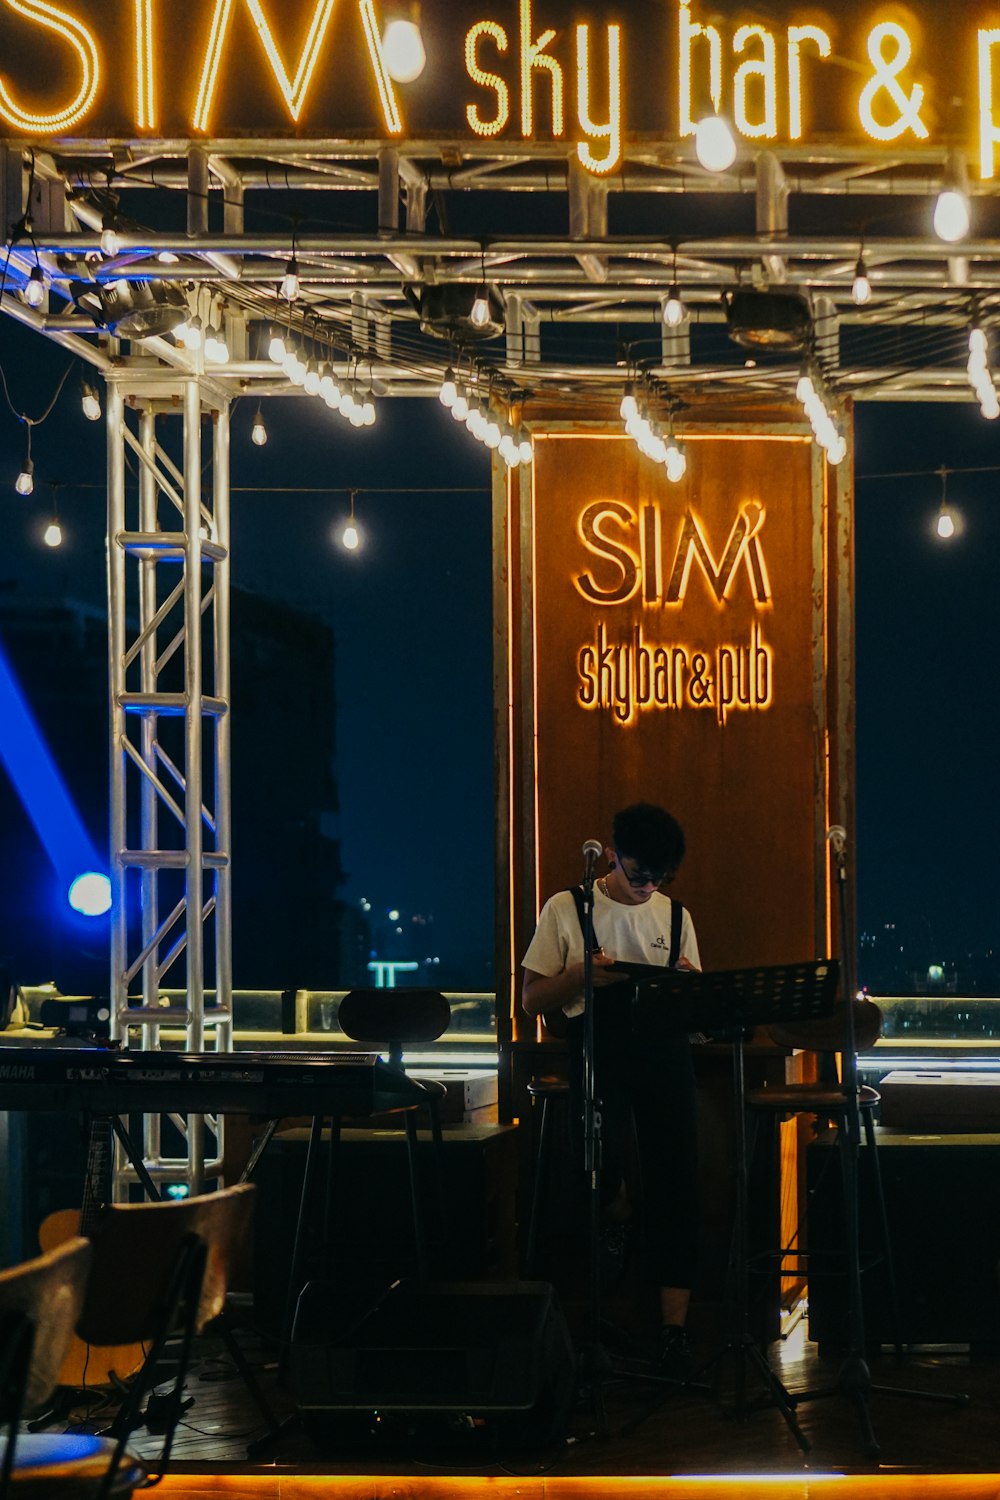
[582,840,603,881]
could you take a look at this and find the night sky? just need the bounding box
[0,312,998,988]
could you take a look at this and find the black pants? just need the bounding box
[568,991,700,1289]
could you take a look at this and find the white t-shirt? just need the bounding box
[522,884,701,1018]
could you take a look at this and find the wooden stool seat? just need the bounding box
[744,1001,901,1352]
[746,1083,881,1114]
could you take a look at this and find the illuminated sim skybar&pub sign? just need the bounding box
[4,0,1000,178]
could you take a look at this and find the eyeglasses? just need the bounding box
[615,851,673,888]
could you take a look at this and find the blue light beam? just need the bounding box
[0,642,109,915]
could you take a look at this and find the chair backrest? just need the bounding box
[78,1183,255,1348]
[338,988,450,1066]
[0,1238,91,1416]
[767,997,883,1055]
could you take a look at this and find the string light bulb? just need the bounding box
[341,492,361,551]
[852,256,872,306]
[470,287,491,329]
[381,11,426,82]
[439,367,457,407]
[80,376,101,421]
[934,153,971,243]
[25,264,45,308]
[100,211,120,258]
[251,405,267,446]
[15,425,33,495]
[267,323,286,363]
[935,467,958,540]
[43,518,62,548]
[281,254,300,302]
[694,113,737,172]
[663,284,685,326]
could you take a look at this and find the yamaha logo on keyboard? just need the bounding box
[0,1062,34,1081]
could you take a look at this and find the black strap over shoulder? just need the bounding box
[566,886,685,968]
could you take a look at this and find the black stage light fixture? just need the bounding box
[412,282,505,341]
[723,288,813,352]
[72,277,189,339]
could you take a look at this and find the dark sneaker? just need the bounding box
[599,1221,629,1285]
[655,1323,692,1381]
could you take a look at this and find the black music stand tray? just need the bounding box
[620,958,841,1453]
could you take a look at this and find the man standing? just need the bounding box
[522,802,701,1371]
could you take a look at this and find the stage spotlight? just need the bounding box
[68,872,112,916]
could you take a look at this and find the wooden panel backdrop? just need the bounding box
[495,407,854,1054]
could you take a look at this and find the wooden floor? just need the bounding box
[51,1289,1000,1497]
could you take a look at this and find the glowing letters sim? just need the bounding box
[574,500,771,610]
[572,499,773,728]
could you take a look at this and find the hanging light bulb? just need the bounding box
[281,254,300,301]
[43,518,62,547]
[203,323,222,361]
[451,385,469,421]
[80,376,101,422]
[360,395,376,426]
[251,405,267,446]
[470,287,491,328]
[100,211,120,258]
[933,189,970,243]
[795,365,816,403]
[25,264,45,308]
[15,461,33,497]
[267,323,286,363]
[439,367,457,407]
[852,256,872,306]
[184,314,203,351]
[619,382,638,421]
[518,428,533,465]
[381,12,426,82]
[303,358,321,396]
[322,369,342,408]
[663,285,685,327]
[341,494,361,551]
[934,467,958,540]
[694,113,737,172]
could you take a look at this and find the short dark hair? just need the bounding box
[612,802,686,876]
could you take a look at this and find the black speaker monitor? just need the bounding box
[289,1279,576,1446]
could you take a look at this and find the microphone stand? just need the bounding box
[578,853,611,1437]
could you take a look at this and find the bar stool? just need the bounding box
[525,1074,571,1275]
[744,998,902,1350]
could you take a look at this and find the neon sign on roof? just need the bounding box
[1,0,1000,180]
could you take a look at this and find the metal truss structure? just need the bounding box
[2,130,996,1186]
[105,371,232,1196]
[1,138,999,409]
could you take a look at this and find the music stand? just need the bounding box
[620,958,841,1453]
